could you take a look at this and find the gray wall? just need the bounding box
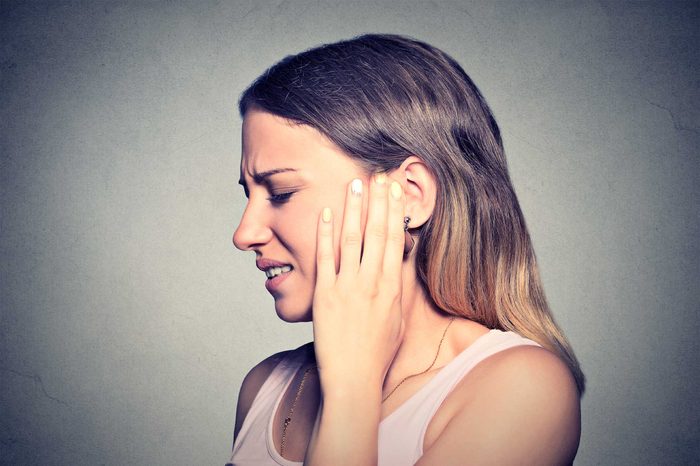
[1,1,698,465]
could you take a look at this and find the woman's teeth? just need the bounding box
[265,265,293,279]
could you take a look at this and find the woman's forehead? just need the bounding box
[241,110,359,178]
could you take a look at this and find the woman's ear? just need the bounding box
[389,156,436,229]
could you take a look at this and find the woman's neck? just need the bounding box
[384,265,454,384]
[385,262,489,392]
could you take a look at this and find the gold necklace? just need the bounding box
[279,317,456,454]
[280,365,315,457]
[382,316,456,403]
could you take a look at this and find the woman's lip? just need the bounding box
[264,269,292,294]
[256,258,292,271]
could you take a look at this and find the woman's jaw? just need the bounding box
[268,266,315,323]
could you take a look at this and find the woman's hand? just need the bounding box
[305,173,406,465]
[312,173,407,397]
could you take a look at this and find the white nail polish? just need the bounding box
[351,178,363,196]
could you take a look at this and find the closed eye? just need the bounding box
[268,191,295,204]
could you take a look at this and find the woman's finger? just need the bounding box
[338,178,364,277]
[315,207,336,289]
[382,180,406,279]
[359,173,389,281]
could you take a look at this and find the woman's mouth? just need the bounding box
[264,265,293,278]
[264,265,293,293]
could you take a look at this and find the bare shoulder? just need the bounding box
[420,345,581,466]
[465,344,580,405]
[233,342,314,442]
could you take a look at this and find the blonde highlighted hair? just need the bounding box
[240,33,585,393]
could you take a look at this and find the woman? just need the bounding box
[228,34,584,466]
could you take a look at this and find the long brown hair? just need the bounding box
[239,34,585,393]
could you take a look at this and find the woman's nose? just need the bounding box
[233,205,273,251]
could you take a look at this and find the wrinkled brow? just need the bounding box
[238,167,298,188]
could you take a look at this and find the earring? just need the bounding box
[403,216,415,256]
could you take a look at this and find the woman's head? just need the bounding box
[237,34,584,392]
[234,109,374,322]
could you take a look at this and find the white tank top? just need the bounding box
[228,329,540,466]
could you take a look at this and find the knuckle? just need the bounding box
[343,233,362,247]
[317,251,334,262]
[336,274,353,288]
[366,284,381,299]
[372,190,388,202]
[359,278,379,296]
[367,226,386,239]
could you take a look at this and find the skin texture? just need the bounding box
[233,110,581,465]
[234,110,370,322]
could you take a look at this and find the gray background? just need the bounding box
[1,1,698,465]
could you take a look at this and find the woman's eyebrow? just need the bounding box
[238,167,298,188]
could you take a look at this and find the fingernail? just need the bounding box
[375,173,387,185]
[351,178,363,196]
[322,207,331,223]
[390,181,402,199]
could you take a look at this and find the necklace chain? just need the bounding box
[279,316,457,456]
[280,366,315,457]
[382,316,456,403]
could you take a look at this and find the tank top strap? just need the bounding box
[378,329,540,465]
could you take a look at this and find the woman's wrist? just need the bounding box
[320,381,383,408]
[317,368,384,404]
[308,384,382,466]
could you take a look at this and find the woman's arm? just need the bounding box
[416,345,581,466]
[305,384,383,465]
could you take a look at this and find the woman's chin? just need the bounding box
[274,301,312,323]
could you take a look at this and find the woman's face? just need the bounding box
[233,109,370,322]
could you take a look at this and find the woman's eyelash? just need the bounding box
[267,191,294,204]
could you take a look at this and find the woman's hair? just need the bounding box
[239,33,585,393]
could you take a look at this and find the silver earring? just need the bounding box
[403,216,415,255]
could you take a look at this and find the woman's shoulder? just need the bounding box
[233,342,314,440]
[447,326,578,403]
[418,332,581,464]
[462,342,580,406]
[422,338,581,464]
